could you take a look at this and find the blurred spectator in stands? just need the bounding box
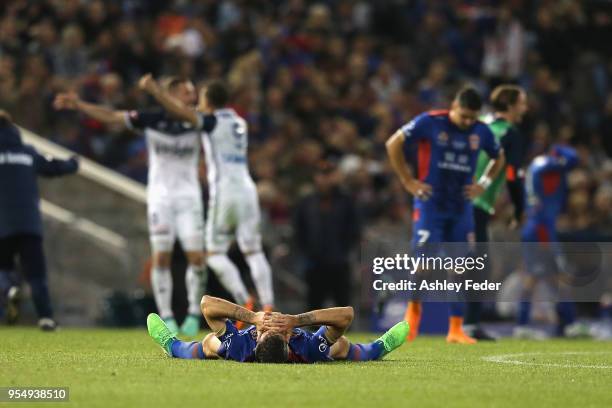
[52,24,88,79]
[0,0,609,242]
[482,7,525,84]
[293,160,361,309]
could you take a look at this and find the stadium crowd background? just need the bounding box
[1,0,611,312]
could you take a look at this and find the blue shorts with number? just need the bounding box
[411,200,475,251]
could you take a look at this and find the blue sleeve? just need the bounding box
[217,321,257,362]
[479,124,500,159]
[124,109,163,130]
[400,113,431,149]
[533,148,578,174]
[197,113,217,132]
[218,320,239,341]
[553,145,579,170]
[29,147,79,177]
[306,326,333,362]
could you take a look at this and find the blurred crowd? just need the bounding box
[1,0,611,241]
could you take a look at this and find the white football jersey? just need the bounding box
[125,109,201,201]
[198,108,255,195]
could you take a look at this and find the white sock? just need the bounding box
[186,264,206,316]
[151,267,173,319]
[207,254,249,305]
[246,252,274,307]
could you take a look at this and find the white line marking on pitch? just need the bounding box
[482,351,612,369]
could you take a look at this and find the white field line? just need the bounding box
[482,351,612,369]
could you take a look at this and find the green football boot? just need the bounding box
[147,313,176,356]
[376,321,410,358]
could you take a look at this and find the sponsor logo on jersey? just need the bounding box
[221,153,247,163]
[318,335,328,352]
[153,143,196,157]
[438,161,471,173]
[0,152,33,166]
[437,132,449,145]
[469,134,480,150]
[452,140,467,150]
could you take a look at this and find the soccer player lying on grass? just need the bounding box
[147,295,409,363]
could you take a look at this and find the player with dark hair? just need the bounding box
[53,78,209,336]
[515,144,580,339]
[147,295,408,363]
[0,110,79,330]
[386,86,506,344]
[464,85,529,340]
[139,74,275,316]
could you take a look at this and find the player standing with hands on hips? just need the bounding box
[386,87,505,344]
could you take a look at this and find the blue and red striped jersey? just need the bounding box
[400,110,500,213]
[524,145,578,223]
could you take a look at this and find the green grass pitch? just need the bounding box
[1,328,611,408]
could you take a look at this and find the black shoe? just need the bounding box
[465,325,497,341]
[38,318,58,331]
[6,286,21,325]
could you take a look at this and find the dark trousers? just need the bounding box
[306,261,351,311]
[0,234,53,318]
[465,207,490,325]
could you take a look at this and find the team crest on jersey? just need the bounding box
[469,134,480,150]
[437,131,449,145]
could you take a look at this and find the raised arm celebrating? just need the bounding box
[138,73,199,127]
[53,92,127,129]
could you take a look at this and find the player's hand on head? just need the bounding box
[463,183,485,199]
[254,311,273,332]
[264,313,297,333]
[406,180,433,200]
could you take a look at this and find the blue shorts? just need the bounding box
[412,200,475,254]
[287,326,333,364]
[521,220,562,277]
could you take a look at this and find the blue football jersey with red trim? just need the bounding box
[401,110,500,213]
[217,320,257,362]
[524,145,578,225]
[287,326,333,364]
